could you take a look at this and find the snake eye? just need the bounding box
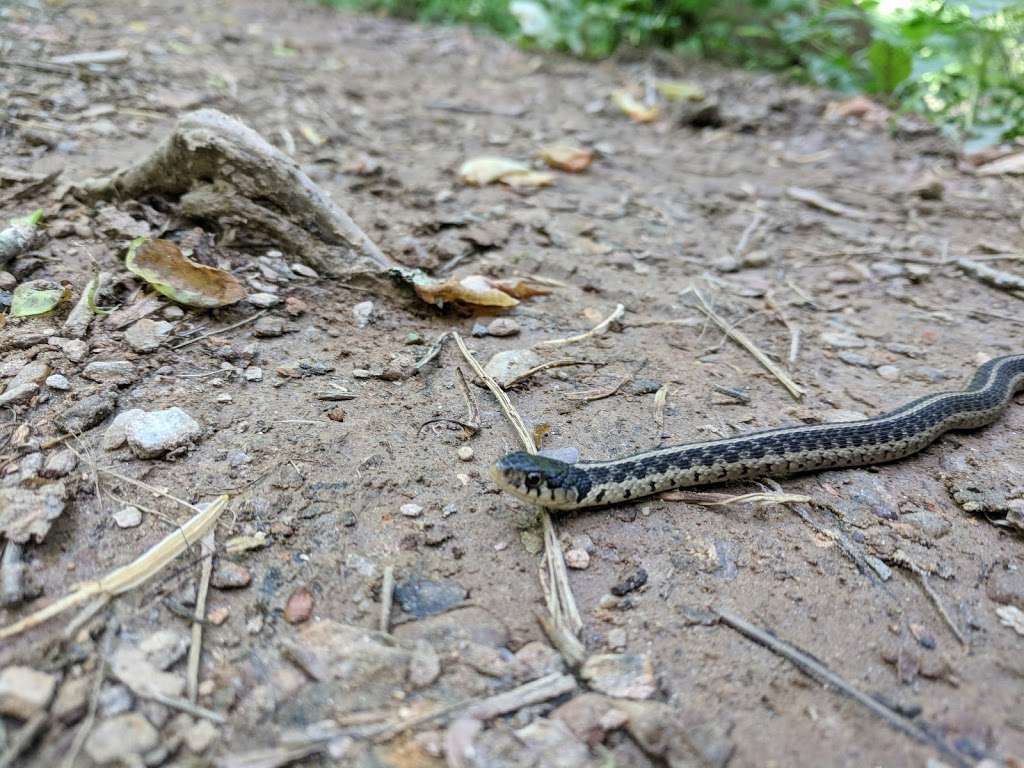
[524,471,542,489]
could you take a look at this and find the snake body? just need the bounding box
[491,354,1024,510]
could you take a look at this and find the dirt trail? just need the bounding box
[2,0,1024,766]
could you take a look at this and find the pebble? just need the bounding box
[140,629,190,670]
[395,575,467,618]
[58,393,117,433]
[837,350,873,367]
[163,305,185,320]
[51,337,89,362]
[712,255,740,273]
[820,331,866,349]
[0,484,66,543]
[292,263,319,279]
[124,407,202,458]
[352,300,374,327]
[212,560,252,589]
[247,292,281,308]
[580,654,656,699]
[85,713,158,765]
[102,409,144,450]
[113,506,143,528]
[551,692,618,745]
[244,366,264,382]
[472,322,488,337]
[0,382,37,406]
[82,360,137,386]
[52,676,91,723]
[98,684,133,717]
[0,666,57,718]
[400,503,423,517]
[40,448,78,479]
[285,296,307,316]
[826,267,863,284]
[0,271,15,290]
[607,628,627,651]
[877,365,900,381]
[483,348,542,388]
[9,361,49,389]
[611,567,648,596]
[110,645,185,698]
[184,719,219,753]
[486,318,521,337]
[253,316,285,337]
[46,373,70,390]
[124,318,174,353]
[515,641,565,680]
[408,640,442,687]
[564,548,591,569]
[284,586,315,623]
[457,446,474,461]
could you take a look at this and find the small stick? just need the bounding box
[715,607,969,768]
[414,330,452,370]
[734,210,766,258]
[683,286,805,400]
[137,690,226,723]
[380,566,395,633]
[537,304,625,348]
[893,552,967,647]
[188,530,215,703]
[564,367,636,402]
[503,359,598,388]
[454,366,480,431]
[711,384,749,404]
[662,489,812,506]
[171,310,267,350]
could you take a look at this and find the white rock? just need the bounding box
[85,712,158,765]
[291,263,319,279]
[124,318,174,353]
[483,349,541,388]
[139,629,189,670]
[184,719,219,752]
[0,382,38,406]
[125,407,201,458]
[45,373,70,390]
[114,506,143,528]
[40,448,78,479]
[352,300,374,327]
[580,654,656,699]
[103,409,145,450]
[457,446,474,461]
[400,503,423,518]
[82,360,136,386]
[244,366,263,382]
[247,292,281,308]
[110,645,185,699]
[0,666,57,718]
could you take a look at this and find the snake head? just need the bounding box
[491,451,583,510]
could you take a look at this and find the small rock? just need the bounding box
[285,296,307,316]
[472,322,488,337]
[580,654,656,699]
[244,366,264,382]
[486,318,520,337]
[212,560,251,589]
[102,409,144,450]
[838,351,873,367]
[901,511,951,540]
[124,407,202,458]
[564,548,591,569]
[40,448,78,479]
[140,629,190,670]
[712,255,740,273]
[611,567,648,596]
[820,331,867,349]
[877,365,900,381]
[400,503,423,517]
[457,446,474,461]
[395,575,467,618]
[124,318,174,353]
[0,382,37,406]
[110,645,186,699]
[483,349,541,388]
[53,337,89,362]
[515,641,565,680]
[0,271,15,290]
[184,719,219,753]
[52,676,91,723]
[0,666,57,718]
[82,360,137,386]
[826,267,863,284]
[292,263,319,279]
[352,300,374,327]
[0,483,67,543]
[408,639,442,687]
[253,316,285,337]
[9,361,49,389]
[85,712,159,766]
[607,628,627,651]
[98,684,133,717]
[247,292,280,308]
[284,586,315,623]
[163,305,185,320]
[45,373,70,390]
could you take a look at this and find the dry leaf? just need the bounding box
[487,277,553,299]
[539,144,594,173]
[10,279,70,317]
[413,273,519,308]
[125,238,245,308]
[459,157,531,186]
[654,79,704,101]
[975,152,1024,176]
[611,90,658,123]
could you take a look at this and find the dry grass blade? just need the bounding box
[683,286,805,400]
[188,530,215,704]
[0,495,228,640]
[537,303,625,348]
[653,384,669,430]
[450,332,585,663]
[661,489,813,506]
[503,358,597,388]
[171,310,267,350]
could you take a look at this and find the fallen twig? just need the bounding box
[537,303,625,348]
[503,358,599,389]
[683,286,805,400]
[714,607,969,768]
[188,530,215,704]
[172,310,267,350]
[564,365,640,402]
[892,550,967,647]
[734,210,766,258]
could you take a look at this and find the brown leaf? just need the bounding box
[612,90,658,123]
[125,238,246,308]
[539,144,594,173]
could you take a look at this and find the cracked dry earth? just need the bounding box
[3,0,1024,766]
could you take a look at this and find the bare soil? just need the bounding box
[2,1,1024,766]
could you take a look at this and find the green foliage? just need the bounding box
[321,0,1024,149]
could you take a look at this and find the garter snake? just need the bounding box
[491,354,1024,510]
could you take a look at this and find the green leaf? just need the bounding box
[11,279,68,317]
[866,39,912,94]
